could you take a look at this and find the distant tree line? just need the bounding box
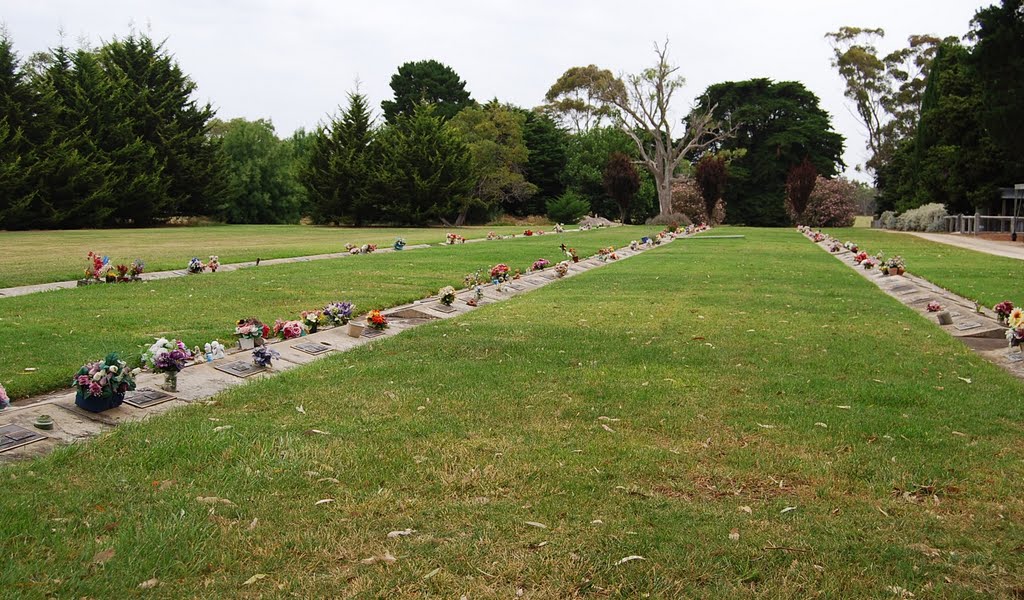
[2,29,863,229]
[828,0,1024,214]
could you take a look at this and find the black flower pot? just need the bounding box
[75,389,125,413]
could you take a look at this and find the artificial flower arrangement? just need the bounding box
[273,319,308,340]
[113,259,146,281]
[597,247,618,261]
[235,317,270,349]
[367,309,389,331]
[513,268,523,280]
[553,223,565,233]
[323,301,354,326]
[349,245,361,255]
[486,231,498,240]
[829,242,842,253]
[861,257,877,270]
[207,255,220,272]
[554,261,570,278]
[926,301,942,312]
[811,232,825,243]
[0,383,9,409]
[361,244,377,254]
[994,301,1015,325]
[490,263,510,283]
[82,252,144,283]
[523,229,534,236]
[464,270,486,303]
[187,257,205,274]
[886,256,905,275]
[439,285,457,306]
[142,339,192,392]
[531,258,550,271]
[301,310,324,333]
[844,241,859,253]
[446,233,466,245]
[579,223,592,231]
[252,346,281,368]
[73,352,137,412]
[394,238,406,251]
[1006,306,1024,349]
[629,240,639,251]
[84,251,108,280]
[853,251,868,264]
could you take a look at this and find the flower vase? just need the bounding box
[238,337,255,350]
[347,322,365,338]
[162,371,178,393]
[75,390,125,413]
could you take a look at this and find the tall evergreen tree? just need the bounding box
[301,91,376,225]
[381,60,473,123]
[522,112,568,215]
[375,103,473,225]
[0,32,37,224]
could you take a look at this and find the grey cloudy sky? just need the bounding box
[4,0,983,180]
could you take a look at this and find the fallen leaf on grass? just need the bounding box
[423,567,441,580]
[957,377,972,384]
[196,496,235,507]
[836,405,851,410]
[597,416,620,422]
[242,573,267,586]
[530,541,549,549]
[314,498,334,506]
[729,528,740,541]
[757,423,776,429]
[304,429,331,436]
[248,518,258,531]
[951,431,968,437]
[780,506,797,514]
[739,506,752,515]
[360,551,397,565]
[317,477,340,484]
[138,578,159,589]
[295,405,306,414]
[387,528,415,538]
[212,425,233,433]
[814,422,828,428]
[615,555,645,565]
[91,548,115,566]
[600,424,615,433]
[524,521,547,529]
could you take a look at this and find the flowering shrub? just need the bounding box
[801,176,857,228]
[142,339,192,373]
[670,179,725,225]
[323,302,353,326]
[74,353,136,398]
[367,310,389,330]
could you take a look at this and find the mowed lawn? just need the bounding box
[823,227,1022,307]
[0,227,646,399]
[2,228,1022,598]
[0,224,536,288]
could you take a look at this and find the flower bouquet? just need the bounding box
[490,263,510,283]
[926,301,942,312]
[208,255,220,272]
[886,256,905,275]
[0,383,9,410]
[853,252,868,264]
[994,301,1014,325]
[629,240,639,251]
[73,352,137,412]
[553,223,564,233]
[349,246,361,255]
[142,339,192,392]
[844,241,859,253]
[554,261,569,278]
[187,257,205,274]
[861,257,876,270]
[301,310,324,333]
[531,258,550,271]
[360,244,377,254]
[323,301,354,326]
[252,346,281,368]
[235,318,269,349]
[446,233,466,245]
[439,285,457,306]
[486,231,497,240]
[273,319,307,340]
[1006,306,1024,349]
[394,238,406,251]
[523,229,534,236]
[84,251,108,281]
[367,310,389,331]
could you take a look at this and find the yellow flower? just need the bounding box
[1009,308,1024,328]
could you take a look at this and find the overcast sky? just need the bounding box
[3,0,984,181]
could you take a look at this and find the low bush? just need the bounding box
[895,203,947,232]
[645,213,693,228]
[546,192,590,224]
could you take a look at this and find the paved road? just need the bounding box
[901,232,1024,261]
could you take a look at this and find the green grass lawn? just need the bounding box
[2,228,1022,597]
[0,227,647,399]
[0,224,543,288]
[822,227,1021,307]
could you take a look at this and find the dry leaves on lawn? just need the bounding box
[360,551,397,565]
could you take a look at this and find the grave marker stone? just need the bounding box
[954,322,982,331]
[293,342,333,356]
[214,360,268,378]
[430,304,458,314]
[362,328,386,339]
[123,389,175,409]
[0,424,46,454]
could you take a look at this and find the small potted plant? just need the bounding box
[994,301,1015,326]
[439,286,457,306]
[252,346,281,368]
[142,338,192,392]
[323,301,354,327]
[73,353,137,412]
[235,318,269,349]
[887,256,905,276]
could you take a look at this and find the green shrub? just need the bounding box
[546,192,590,224]
[896,203,947,232]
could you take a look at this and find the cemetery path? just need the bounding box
[898,231,1024,261]
[0,232,675,462]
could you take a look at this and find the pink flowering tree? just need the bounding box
[802,176,857,227]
